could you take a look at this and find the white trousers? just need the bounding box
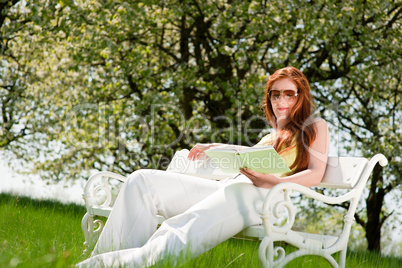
[78,169,274,267]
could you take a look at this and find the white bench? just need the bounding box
[81,150,387,268]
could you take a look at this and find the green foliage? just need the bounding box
[0,0,400,252]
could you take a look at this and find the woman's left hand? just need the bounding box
[239,168,280,189]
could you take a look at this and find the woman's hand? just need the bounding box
[239,168,280,189]
[188,143,214,161]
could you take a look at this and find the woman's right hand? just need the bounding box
[187,143,214,161]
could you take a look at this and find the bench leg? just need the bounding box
[259,235,341,268]
[259,236,281,268]
[338,247,347,268]
[81,212,106,255]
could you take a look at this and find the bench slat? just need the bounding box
[318,157,368,189]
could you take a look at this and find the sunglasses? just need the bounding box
[269,90,298,102]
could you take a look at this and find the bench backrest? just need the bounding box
[167,150,369,189]
[318,156,368,189]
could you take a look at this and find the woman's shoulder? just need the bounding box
[310,118,328,139]
[309,117,326,123]
[312,118,328,129]
[302,117,328,133]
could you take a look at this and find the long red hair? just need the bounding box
[264,67,317,173]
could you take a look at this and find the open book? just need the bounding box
[205,145,291,174]
[166,149,236,180]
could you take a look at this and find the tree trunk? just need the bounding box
[365,165,385,252]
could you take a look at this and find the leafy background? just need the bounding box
[0,0,400,254]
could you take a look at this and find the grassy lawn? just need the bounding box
[0,193,401,267]
[0,193,85,267]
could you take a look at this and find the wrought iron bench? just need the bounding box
[81,149,387,267]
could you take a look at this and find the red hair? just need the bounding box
[264,67,317,173]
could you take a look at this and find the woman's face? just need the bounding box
[269,78,298,123]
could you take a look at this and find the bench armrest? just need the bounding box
[260,153,388,235]
[259,183,350,236]
[83,171,126,212]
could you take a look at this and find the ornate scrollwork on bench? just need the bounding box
[81,172,126,254]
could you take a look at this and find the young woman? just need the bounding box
[77,67,329,267]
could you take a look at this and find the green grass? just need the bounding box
[0,193,86,267]
[0,193,401,267]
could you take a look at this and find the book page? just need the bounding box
[204,149,240,173]
[205,146,290,174]
[166,149,237,180]
[238,149,290,174]
[237,145,275,154]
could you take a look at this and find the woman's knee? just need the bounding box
[223,183,268,203]
[223,182,254,194]
[124,169,158,190]
[126,169,156,182]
